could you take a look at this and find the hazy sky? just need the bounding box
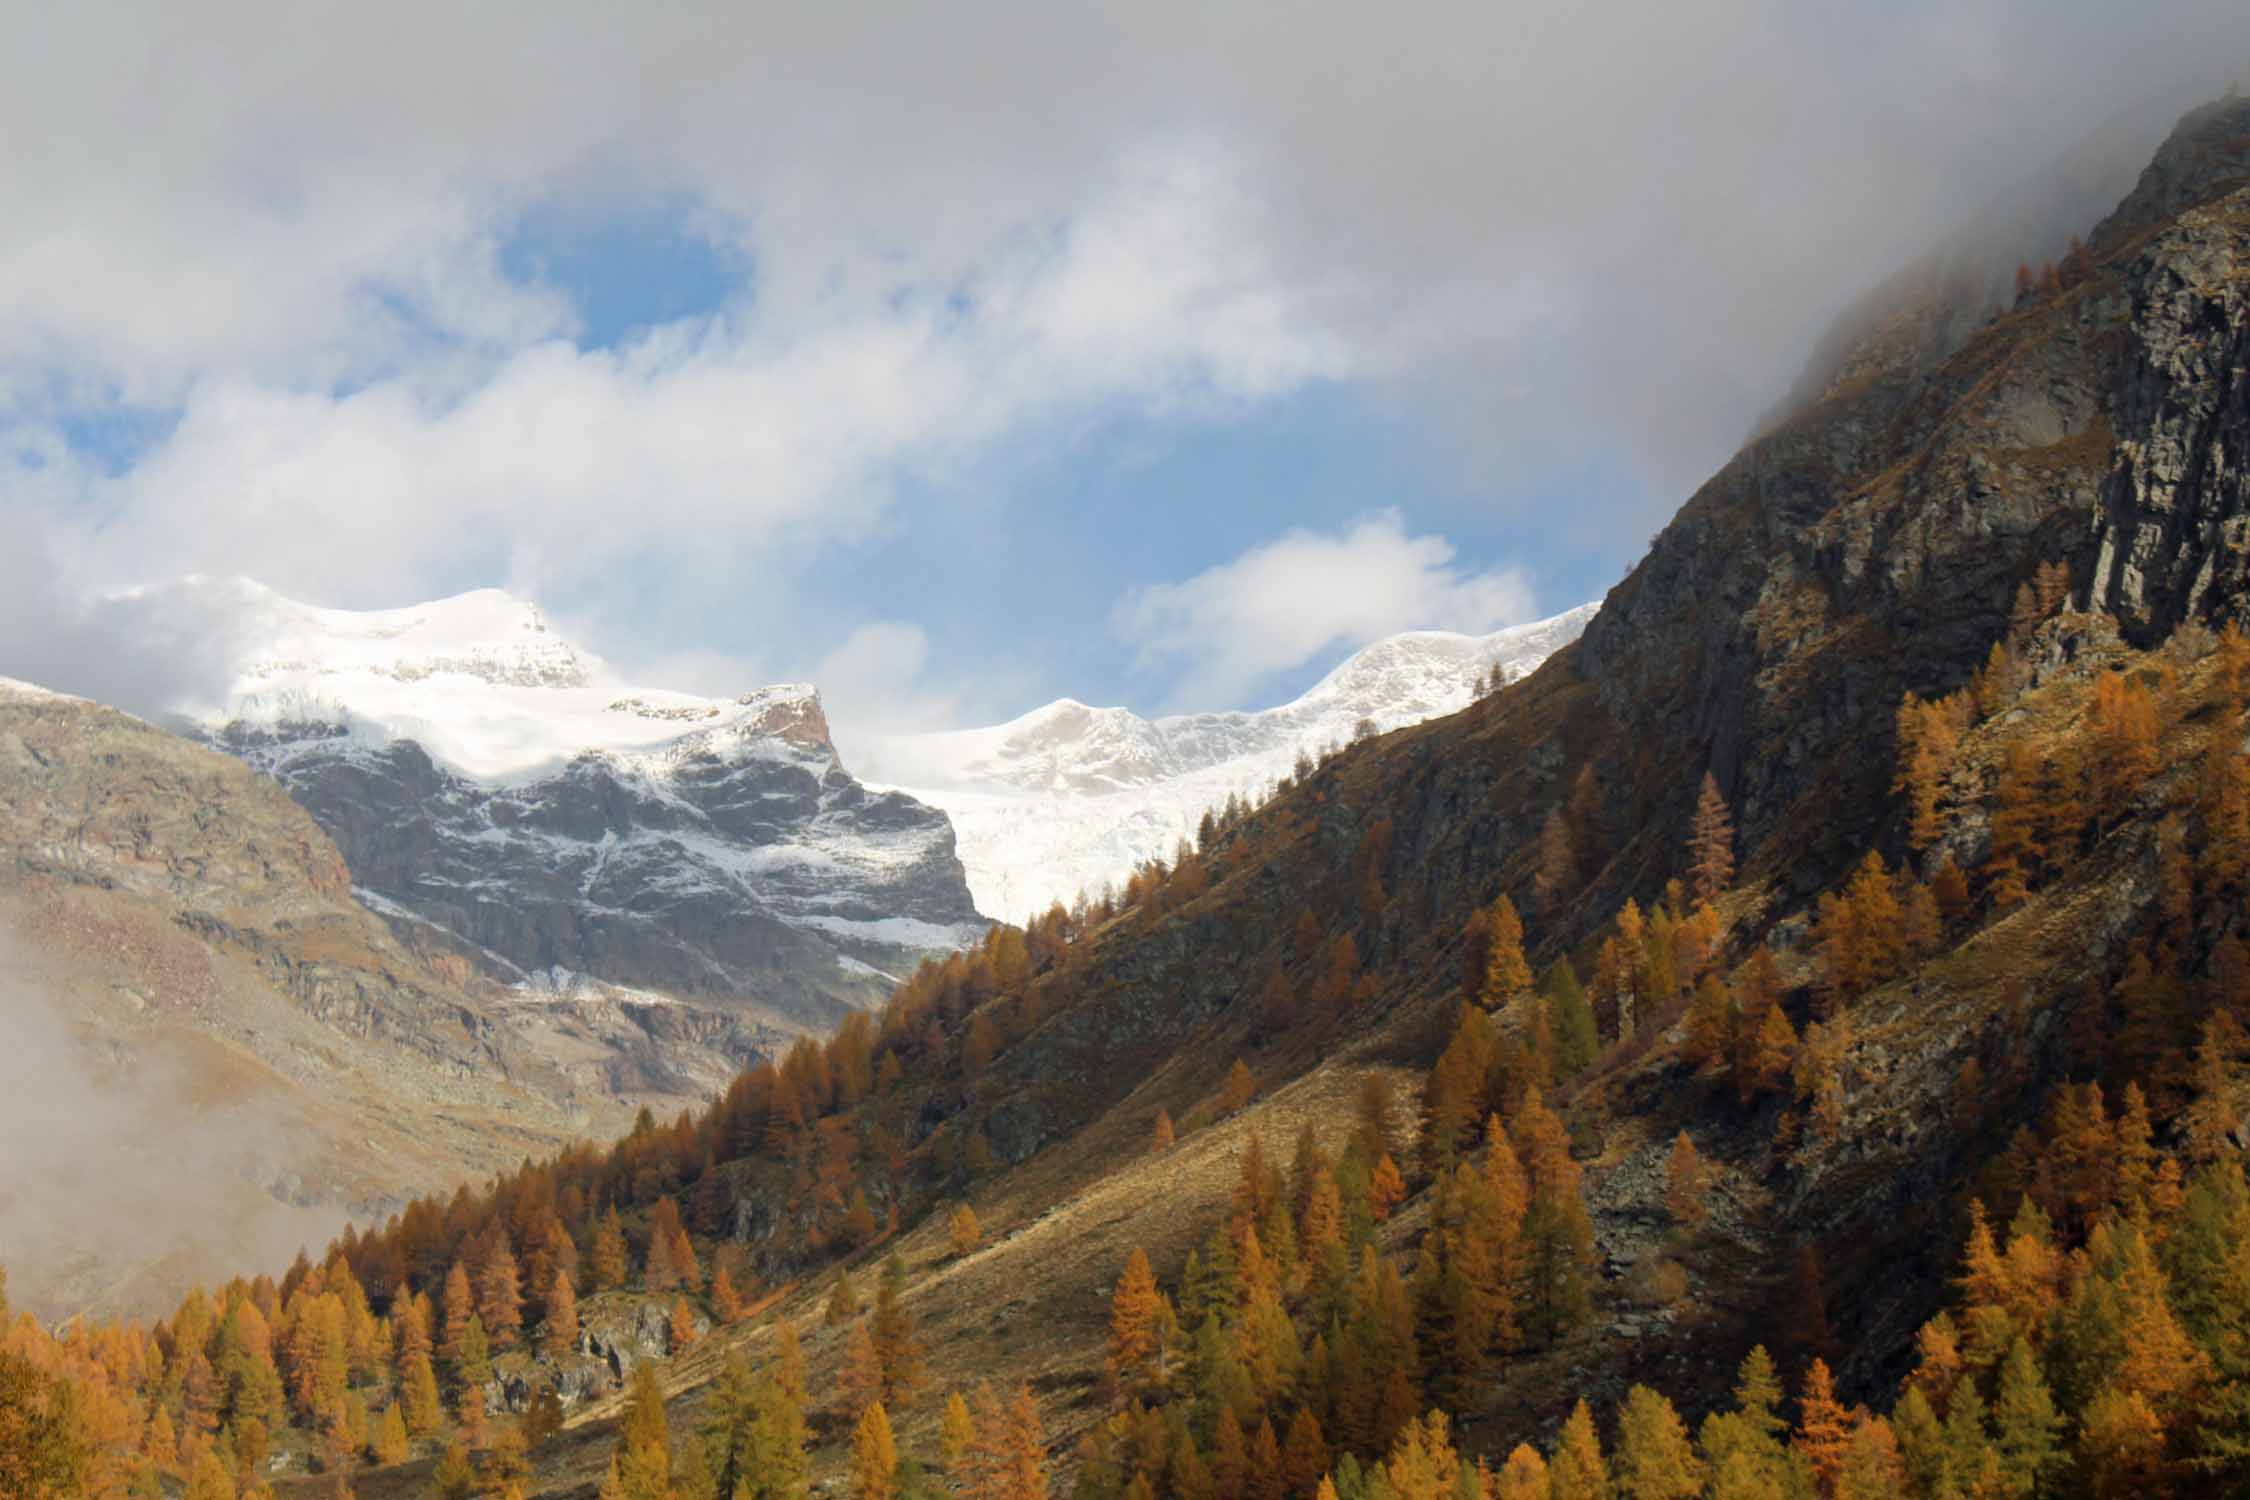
[4,1,2247,742]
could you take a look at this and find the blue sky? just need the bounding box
[3,0,2243,739]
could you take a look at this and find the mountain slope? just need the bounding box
[0,679,786,1321]
[190,580,987,1030]
[28,91,2250,1500]
[862,606,1596,920]
[426,88,2250,1488]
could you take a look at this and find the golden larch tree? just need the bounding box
[1687,773,1736,906]
[948,1204,983,1257]
[850,1402,897,1500]
[1480,895,1534,1009]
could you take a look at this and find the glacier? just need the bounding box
[856,604,1598,922]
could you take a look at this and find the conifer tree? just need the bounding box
[433,1439,475,1500]
[711,1263,745,1325]
[438,1264,477,1385]
[1480,896,1534,1009]
[841,1322,883,1419]
[1684,973,1731,1074]
[371,1400,408,1466]
[827,1269,861,1326]
[996,1385,1049,1500]
[1221,1060,1258,1114]
[1280,1409,1327,1500]
[668,1297,698,1355]
[1546,960,1600,1077]
[399,1351,442,1438]
[1992,1336,2062,1492]
[941,1391,977,1491]
[480,1421,531,1497]
[1248,1419,1283,1500]
[1687,773,1736,907]
[0,1347,87,1500]
[1369,1154,1407,1222]
[607,1362,670,1500]
[476,1233,523,1350]
[1740,1000,1796,1104]
[1792,1359,1851,1497]
[1108,1248,1172,1393]
[1535,807,1578,913]
[581,1207,624,1293]
[1614,1384,1703,1500]
[1546,1399,1609,1500]
[1493,1445,1548,1500]
[871,1254,923,1407]
[1988,739,2045,907]
[949,1204,983,1257]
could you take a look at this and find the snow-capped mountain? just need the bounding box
[189,580,986,1030]
[858,604,1599,921]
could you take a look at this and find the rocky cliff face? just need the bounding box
[190,582,986,1031]
[1570,95,2250,901]
[0,679,782,1320]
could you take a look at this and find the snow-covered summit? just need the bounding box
[200,578,830,785]
[181,578,982,1029]
[861,603,1598,921]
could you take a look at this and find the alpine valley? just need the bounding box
[8,72,2250,1500]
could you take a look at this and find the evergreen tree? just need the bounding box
[1546,1399,1610,1500]
[1992,1337,2062,1496]
[371,1402,408,1465]
[1153,1111,1178,1152]
[1222,1060,1259,1114]
[591,1209,629,1291]
[1480,895,1533,1009]
[712,1264,746,1325]
[852,1402,898,1500]
[1613,1385,1703,1500]
[609,1362,672,1500]
[828,1268,862,1326]
[476,1232,523,1349]
[1546,961,1599,1077]
[543,1268,579,1359]
[1791,1360,1851,1497]
[871,1254,924,1407]
[668,1297,699,1355]
[949,1204,983,1257]
[1687,773,1736,907]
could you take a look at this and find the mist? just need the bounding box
[0,924,347,1322]
[0,521,250,718]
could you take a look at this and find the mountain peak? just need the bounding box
[867,604,1597,918]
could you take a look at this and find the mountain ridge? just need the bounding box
[180,578,988,1031]
[864,604,1598,919]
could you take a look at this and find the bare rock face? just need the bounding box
[1575,95,2250,896]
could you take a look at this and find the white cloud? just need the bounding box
[2,0,2247,715]
[55,148,1350,624]
[1113,510,1537,711]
